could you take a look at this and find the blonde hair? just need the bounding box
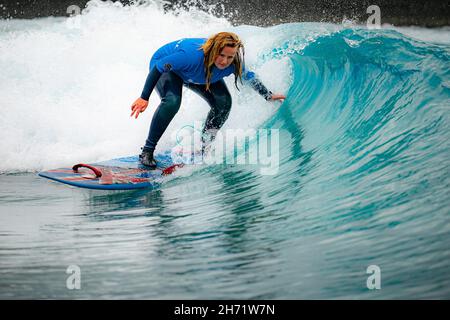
[200,32,244,91]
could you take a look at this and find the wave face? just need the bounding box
[254,26,450,298]
[0,1,449,299]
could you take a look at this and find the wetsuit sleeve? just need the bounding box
[242,68,273,101]
[140,67,162,101]
[247,77,273,101]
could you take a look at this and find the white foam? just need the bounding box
[0,0,291,173]
[387,25,450,45]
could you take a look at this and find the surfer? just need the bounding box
[130,32,286,168]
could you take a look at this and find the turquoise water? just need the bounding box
[1,7,450,299]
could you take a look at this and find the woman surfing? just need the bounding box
[130,32,286,168]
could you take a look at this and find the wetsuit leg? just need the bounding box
[187,80,232,145]
[143,71,184,152]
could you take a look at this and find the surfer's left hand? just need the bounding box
[269,94,286,103]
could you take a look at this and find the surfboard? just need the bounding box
[38,151,186,190]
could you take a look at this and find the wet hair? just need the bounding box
[200,32,244,91]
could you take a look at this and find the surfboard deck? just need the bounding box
[38,152,185,190]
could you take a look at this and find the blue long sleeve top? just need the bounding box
[140,38,272,101]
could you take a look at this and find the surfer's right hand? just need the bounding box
[130,98,149,119]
